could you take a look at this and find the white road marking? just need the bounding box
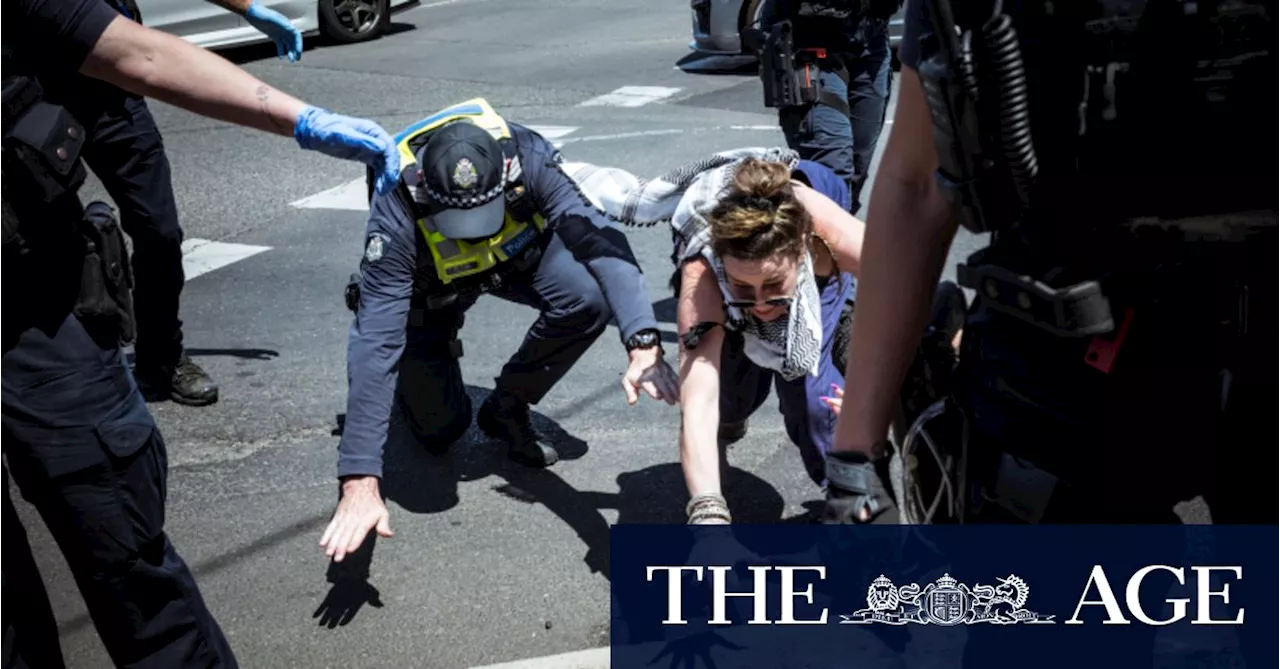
[289,177,369,211]
[577,86,683,108]
[526,125,578,140]
[467,647,609,669]
[181,238,271,281]
[289,126,582,212]
[287,124,784,212]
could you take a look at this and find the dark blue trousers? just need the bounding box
[63,88,187,373]
[395,232,612,443]
[776,18,893,214]
[2,314,237,668]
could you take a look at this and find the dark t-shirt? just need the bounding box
[5,0,118,79]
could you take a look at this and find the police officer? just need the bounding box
[823,0,1275,656]
[319,99,679,563]
[752,0,898,213]
[3,0,400,665]
[32,0,304,407]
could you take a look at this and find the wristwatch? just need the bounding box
[625,328,662,352]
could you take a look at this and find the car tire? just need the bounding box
[739,0,767,55]
[319,0,389,44]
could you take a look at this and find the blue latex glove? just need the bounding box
[294,106,401,195]
[245,0,304,62]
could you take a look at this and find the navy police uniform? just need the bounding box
[829,0,1275,664]
[32,0,218,406]
[759,0,896,213]
[340,100,661,477]
[2,0,238,666]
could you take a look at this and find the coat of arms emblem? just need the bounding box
[452,157,478,190]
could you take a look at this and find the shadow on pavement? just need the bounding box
[675,51,760,76]
[377,384,590,516]
[212,21,418,66]
[314,538,384,629]
[493,461,794,582]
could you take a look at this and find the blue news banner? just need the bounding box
[609,525,1277,669]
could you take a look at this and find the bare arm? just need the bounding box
[677,258,728,500]
[79,15,305,137]
[831,66,959,456]
[794,181,866,277]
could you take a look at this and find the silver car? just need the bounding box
[134,0,417,50]
[690,0,904,57]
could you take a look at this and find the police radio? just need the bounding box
[916,0,1038,236]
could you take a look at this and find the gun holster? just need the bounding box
[75,201,137,345]
[753,21,819,109]
[751,20,851,116]
[345,272,361,313]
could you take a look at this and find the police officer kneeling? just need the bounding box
[322,99,678,561]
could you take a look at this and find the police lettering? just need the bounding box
[1066,566,1244,626]
[645,566,828,625]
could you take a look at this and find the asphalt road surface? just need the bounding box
[11,1,1216,667]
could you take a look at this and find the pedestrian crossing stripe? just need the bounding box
[181,239,272,281]
[290,125,582,211]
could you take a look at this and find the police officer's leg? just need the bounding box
[2,465,67,669]
[77,92,217,406]
[843,18,893,213]
[953,311,1175,668]
[478,233,612,466]
[778,71,856,207]
[396,303,474,454]
[1203,280,1274,669]
[2,315,237,668]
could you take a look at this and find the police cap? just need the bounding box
[419,121,506,240]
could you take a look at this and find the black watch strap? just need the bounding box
[625,328,662,351]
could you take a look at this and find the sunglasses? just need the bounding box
[725,294,794,309]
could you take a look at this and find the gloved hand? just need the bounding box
[294,106,401,195]
[244,0,304,62]
[821,445,899,524]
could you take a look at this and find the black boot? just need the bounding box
[138,352,219,407]
[476,390,558,467]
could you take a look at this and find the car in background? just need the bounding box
[135,0,417,50]
[690,0,904,58]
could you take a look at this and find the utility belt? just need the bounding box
[747,20,851,116]
[75,201,137,344]
[417,233,543,311]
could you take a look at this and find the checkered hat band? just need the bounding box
[427,182,503,208]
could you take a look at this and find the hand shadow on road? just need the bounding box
[493,460,791,582]
[313,536,384,629]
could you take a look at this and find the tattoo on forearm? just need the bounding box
[256,84,293,134]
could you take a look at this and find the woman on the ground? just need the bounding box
[673,156,866,525]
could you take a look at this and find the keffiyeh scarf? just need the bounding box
[561,147,824,381]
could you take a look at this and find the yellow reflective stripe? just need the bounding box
[414,212,544,285]
[394,97,511,173]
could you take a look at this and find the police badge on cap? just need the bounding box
[452,158,478,190]
[420,122,507,240]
